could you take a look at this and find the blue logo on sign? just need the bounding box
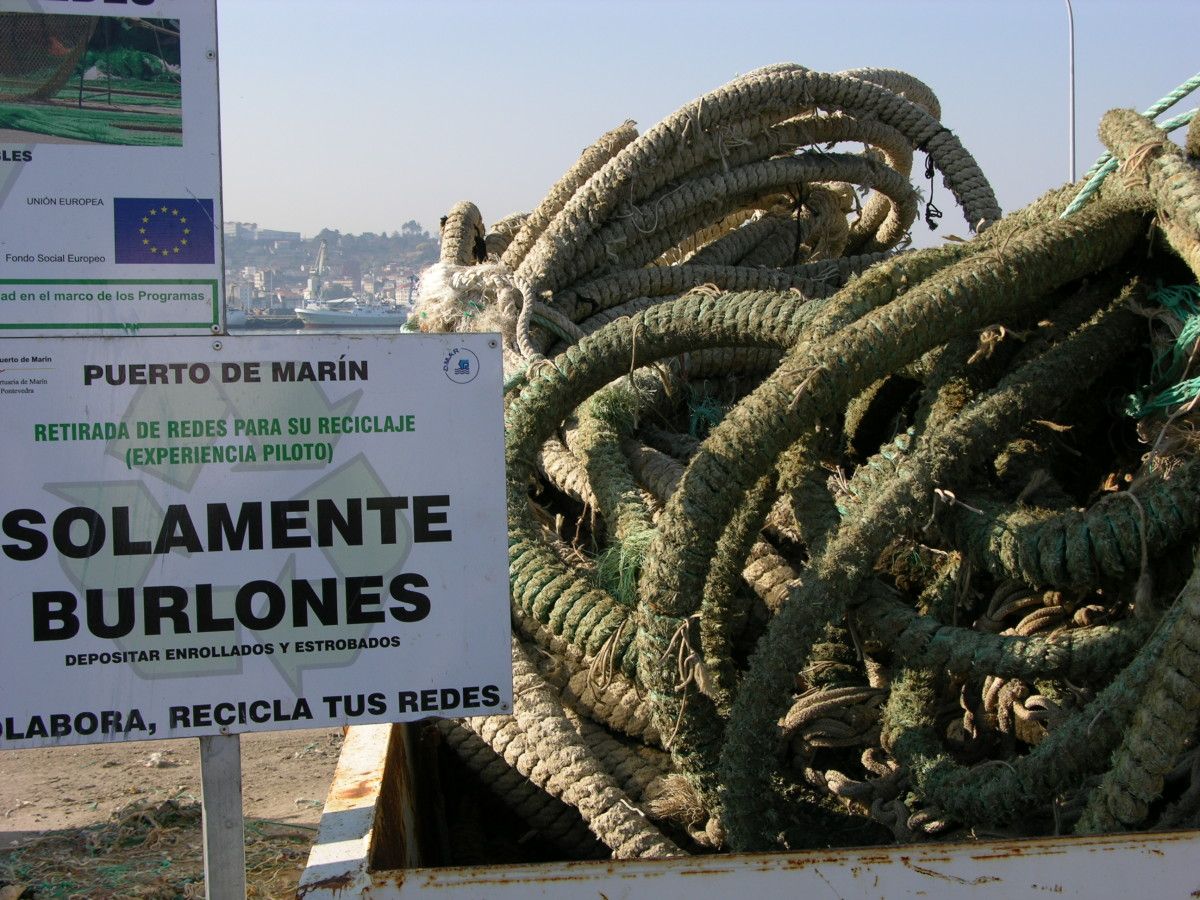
[443,347,480,384]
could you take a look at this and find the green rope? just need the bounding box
[595,528,656,607]
[1127,283,1200,416]
[1062,108,1196,219]
[1062,69,1200,218]
[1075,560,1200,833]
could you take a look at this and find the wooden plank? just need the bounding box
[199,734,246,900]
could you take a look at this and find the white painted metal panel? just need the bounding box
[0,333,511,748]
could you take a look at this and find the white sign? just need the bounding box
[0,0,222,335]
[0,333,513,748]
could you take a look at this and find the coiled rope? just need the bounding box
[410,64,1200,861]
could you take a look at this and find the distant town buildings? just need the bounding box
[222,222,436,312]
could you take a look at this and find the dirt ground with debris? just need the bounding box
[0,728,344,897]
[0,728,343,844]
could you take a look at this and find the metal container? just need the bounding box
[298,723,1200,898]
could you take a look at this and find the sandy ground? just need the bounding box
[0,727,344,849]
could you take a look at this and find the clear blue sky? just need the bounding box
[216,0,1199,241]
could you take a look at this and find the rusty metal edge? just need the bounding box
[296,723,405,898]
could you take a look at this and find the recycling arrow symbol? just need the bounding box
[50,375,414,692]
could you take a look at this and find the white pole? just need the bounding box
[1064,0,1076,182]
[200,734,248,899]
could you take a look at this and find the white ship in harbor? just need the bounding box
[294,238,410,327]
[295,296,409,327]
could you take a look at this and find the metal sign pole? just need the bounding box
[199,734,247,900]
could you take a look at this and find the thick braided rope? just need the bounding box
[734,190,853,268]
[657,209,761,265]
[607,243,973,691]
[709,223,1146,848]
[516,68,1000,299]
[514,604,659,745]
[832,274,1200,595]
[484,210,528,259]
[449,65,1200,854]
[537,435,599,508]
[1075,561,1200,833]
[1083,73,1200,182]
[885,596,1185,829]
[696,472,780,710]
[676,112,915,252]
[506,290,827,679]
[438,200,485,266]
[853,590,1152,685]
[624,435,828,647]
[567,153,918,291]
[567,710,674,804]
[1062,71,1200,217]
[572,380,661,574]
[1098,107,1200,280]
[657,67,984,232]
[436,719,606,856]
[725,303,1138,840]
[508,206,1113,825]
[682,212,787,267]
[502,120,639,270]
[801,187,855,260]
[941,458,1200,589]
[560,261,844,323]
[725,215,804,268]
[638,198,1146,695]
[464,639,681,858]
[840,67,942,119]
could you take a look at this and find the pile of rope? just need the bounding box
[411,64,1200,858]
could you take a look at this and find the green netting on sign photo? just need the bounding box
[0,12,181,146]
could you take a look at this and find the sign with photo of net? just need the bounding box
[0,1,221,335]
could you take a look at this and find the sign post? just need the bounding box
[200,734,247,900]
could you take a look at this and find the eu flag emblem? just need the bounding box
[114,198,215,264]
